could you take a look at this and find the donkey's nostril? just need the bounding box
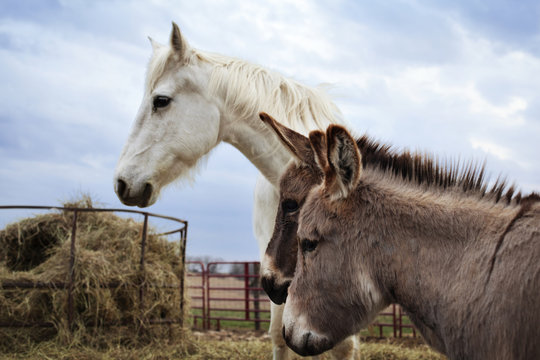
[261,276,274,296]
[116,179,128,200]
[261,276,290,305]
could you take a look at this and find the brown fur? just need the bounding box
[260,113,540,359]
[259,113,322,303]
[324,125,362,199]
[260,111,529,304]
[259,112,360,358]
[354,134,522,206]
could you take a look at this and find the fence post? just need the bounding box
[67,210,78,332]
[178,225,188,328]
[398,307,403,338]
[200,262,207,330]
[244,263,250,322]
[252,262,261,330]
[205,263,210,330]
[139,213,148,323]
[393,304,397,338]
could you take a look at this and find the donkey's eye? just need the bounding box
[282,199,299,213]
[301,239,318,253]
[153,96,171,110]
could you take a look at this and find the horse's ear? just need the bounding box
[324,125,362,199]
[259,112,314,166]
[148,36,163,52]
[170,22,188,59]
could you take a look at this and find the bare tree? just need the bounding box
[186,255,225,274]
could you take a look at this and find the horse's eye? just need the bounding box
[281,199,299,213]
[301,239,318,253]
[153,96,171,110]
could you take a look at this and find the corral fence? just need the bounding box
[186,261,416,338]
[187,261,269,331]
[0,205,188,331]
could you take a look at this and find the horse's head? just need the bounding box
[258,113,323,304]
[114,23,221,207]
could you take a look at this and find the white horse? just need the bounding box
[114,23,357,359]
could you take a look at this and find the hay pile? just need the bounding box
[0,197,187,346]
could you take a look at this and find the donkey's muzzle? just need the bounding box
[283,326,333,357]
[115,179,153,208]
[261,276,290,305]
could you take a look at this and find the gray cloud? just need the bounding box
[1,1,539,261]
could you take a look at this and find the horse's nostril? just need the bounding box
[115,179,153,207]
[142,183,153,205]
[116,179,128,199]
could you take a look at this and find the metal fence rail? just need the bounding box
[206,261,269,331]
[186,261,416,338]
[0,205,188,331]
[186,261,270,330]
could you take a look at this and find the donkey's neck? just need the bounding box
[362,172,517,246]
[359,175,518,351]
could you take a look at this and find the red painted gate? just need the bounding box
[186,261,270,330]
[186,261,416,337]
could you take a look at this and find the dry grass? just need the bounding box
[0,196,187,348]
[0,333,446,360]
[358,338,446,360]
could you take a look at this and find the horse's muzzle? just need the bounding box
[115,179,153,208]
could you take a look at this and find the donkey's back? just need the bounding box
[476,196,540,359]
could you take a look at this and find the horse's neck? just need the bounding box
[207,56,340,186]
[221,114,292,186]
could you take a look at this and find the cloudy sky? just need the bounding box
[1,0,539,261]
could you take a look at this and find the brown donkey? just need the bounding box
[257,117,361,358]
[259,113,540,359]
[259,113,323,305]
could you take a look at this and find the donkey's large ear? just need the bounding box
[309,130,328,172]
[259,112,314,166]
[170,22,188,59]
[324,125,362,199]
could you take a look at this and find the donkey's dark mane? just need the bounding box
[355,135,529,206]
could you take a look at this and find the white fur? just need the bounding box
[114,26,348,360]
[261,253,279,279]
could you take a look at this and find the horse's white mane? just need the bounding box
[201,51,344,134]
[146,46,344,135]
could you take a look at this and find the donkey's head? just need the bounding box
[281,125,385,356]
[258,112,323,304]
[114,23,221,207]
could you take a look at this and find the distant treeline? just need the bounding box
[186,256,260,275]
